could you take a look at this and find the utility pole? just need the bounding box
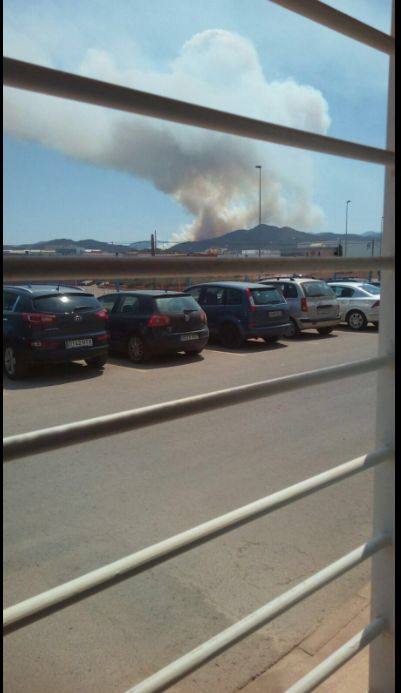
[368,239,375,283]
[151,233,155,256]
[344,200,351,256]
[255,165,262,226]
[154,230,157,254]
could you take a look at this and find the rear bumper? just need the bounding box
[298,317,341,330]
[366,311,379,322]
[244,323,292,339]
[148,328,209,354]
[24,345,108,364]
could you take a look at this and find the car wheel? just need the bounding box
[3,345,28,379]
[220,323,243,348]
[263,336,279,343]
[317,327,334,336]
[127,335,150,363]
[346,310,367,331]
[85,356,108,369]
[286,319,300,338]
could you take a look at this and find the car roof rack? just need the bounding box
[262,274,310,281]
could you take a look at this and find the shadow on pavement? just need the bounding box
[3,362,105,390]
[107,351,205,370]
[334,324,379,334]
[283,331,338,342]
[206,339,288,354]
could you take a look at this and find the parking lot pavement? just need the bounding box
[3,327,379,692]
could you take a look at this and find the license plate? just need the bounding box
[65,338,93,349]
[269,311,282,318]
[180,333,199,341]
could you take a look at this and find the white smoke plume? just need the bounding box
[4,29,331,240]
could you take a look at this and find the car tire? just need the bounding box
[220,323,243,348]
[263,336,279,343]
[317,327,334,336]
[286,319,300,338]
[3,345,28,379]
[127,335,150,363]
[85,356,107,369]
[346,310,367,331]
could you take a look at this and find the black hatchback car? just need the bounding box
[98,291,209,362]
[3,285,109,379]
[184,281,291,347]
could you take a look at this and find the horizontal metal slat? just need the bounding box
[285,618,385,693]
[3,448,392,634]
[269,0,394,54]
[2,254,394,282]
[3,58,394,166]
[124,535,390,693]
[3,356,391,462]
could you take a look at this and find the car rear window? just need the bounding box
[361,284,380,294]
[302,282,335,298]
[155,295,201,313]
[33,294,101,313]
[250,288,283,305]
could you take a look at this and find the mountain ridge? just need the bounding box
[4,225,381,253]
[170,224,380,253]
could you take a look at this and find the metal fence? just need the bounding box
[3,1,394,691]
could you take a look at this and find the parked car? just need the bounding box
[97,290,209,362]
[3,285,109,379]
[184,282,290,348]
[259,276,340,337]
[327,282,380,330]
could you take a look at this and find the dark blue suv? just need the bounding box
[184,282,290,348]
[3,285,109,379]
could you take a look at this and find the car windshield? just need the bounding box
[361,284,380,294]
[33,294,101,313]
[302,281,335,298]
[155,295,200,313]
[250,288,283,305]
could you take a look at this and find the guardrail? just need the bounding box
[3,0,394,690]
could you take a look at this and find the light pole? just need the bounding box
[344,200,351,256]
[255,165,262,226]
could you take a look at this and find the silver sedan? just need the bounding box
[328,282,380,330]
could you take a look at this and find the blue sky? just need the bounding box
[3,0,392,245]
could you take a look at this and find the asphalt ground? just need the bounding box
[3,325,379,692]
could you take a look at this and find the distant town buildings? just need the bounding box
[297,239,381,258]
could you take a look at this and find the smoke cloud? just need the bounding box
[4,29,331,240]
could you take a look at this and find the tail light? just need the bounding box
[372,301,380,308]
[96,334,109,343]
[95,309,109,320]
[147,314,171,327]
[29,340,60,349]
[200,310,207,324]
[300,298,308,312]
[246,288,256,312]
[22,312,57,326]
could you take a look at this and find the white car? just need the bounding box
[328,282,380,330]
